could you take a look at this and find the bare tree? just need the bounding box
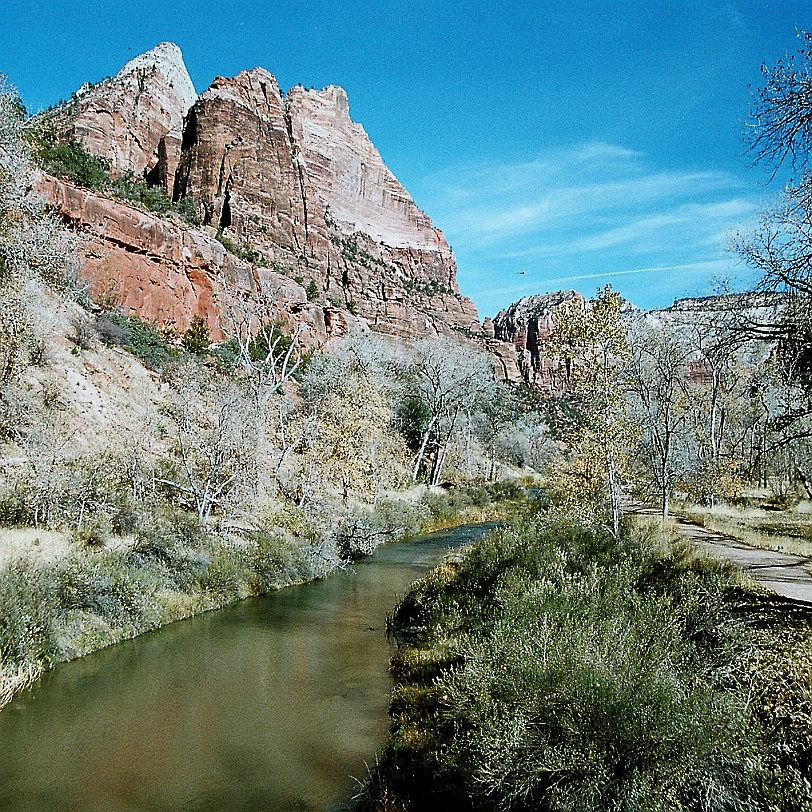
[626,318,694,519]
[160,367,261,522]
[217,286,305,409]
[402,338,496,485]
[747,31,812,173]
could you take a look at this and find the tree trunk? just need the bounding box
[412,421,435,483]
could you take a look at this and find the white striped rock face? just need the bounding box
[286,85,453,258]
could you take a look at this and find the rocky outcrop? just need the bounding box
[173,69,310,261]
[492,291,583,389]
[36,172,363,347]
[43,44,481,344]
[45,43,197,184]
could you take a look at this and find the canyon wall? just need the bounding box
[492,291,582,390]
[40,43,482,346]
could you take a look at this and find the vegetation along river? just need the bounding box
[0,524,497,811]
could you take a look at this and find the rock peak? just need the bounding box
[116,42,197,110]
[286,83,448,252]
[46,42,197,179]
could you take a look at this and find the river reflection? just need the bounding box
[0,524,496,811]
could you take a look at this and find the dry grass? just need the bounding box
[0,527,72,568]
[678,500,812,558]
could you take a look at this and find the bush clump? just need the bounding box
[96,312,179,369]
[360,519,801,811]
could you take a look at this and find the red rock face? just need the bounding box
[36,173,362,348]
[42,44,482,346]
[174,69,310,262]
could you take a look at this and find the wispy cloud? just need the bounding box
[414,142,762,313]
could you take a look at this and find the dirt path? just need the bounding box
[632,506,812,606]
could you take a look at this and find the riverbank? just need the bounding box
[0,522,500,810]
[0,483,530,712]
[359,516,812,811]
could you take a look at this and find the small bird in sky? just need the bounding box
[517,271,525,275]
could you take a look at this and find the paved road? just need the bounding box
[632,506,812,606]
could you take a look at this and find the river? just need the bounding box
[0,524,495,811]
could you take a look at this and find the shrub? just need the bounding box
[110,174,172,216]
[0,488,31,526]
[215,232,268,266]
[36,139,111,191]
[181,314,210,355]
[305,280,320,301]
[209,337,241,371]
[174,196,201,226]
[362,519,772,811]
[95,312,178,369]
[334,498,427,560]
[71,520,108,550]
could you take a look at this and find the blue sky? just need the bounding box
[2,1,809,316]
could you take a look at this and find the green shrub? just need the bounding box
[96,312,178,369]
[215,232,268,266]
[71,521,108,550]
[334,498,427,560]
[0,561,56,665]
[34,135,201,224]
[0,488,31,526]
[181,314,210,355]
[305,280,320,301]
[362,520,773,811]
[209,337,241,371]
[36,139,111,190]
[174,196,201,226]
[110,174,173,215]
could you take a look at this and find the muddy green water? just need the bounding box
[0,524,495,811]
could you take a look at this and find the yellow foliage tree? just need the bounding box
[543,285,633,534]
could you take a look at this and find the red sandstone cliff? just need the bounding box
[39,44,481,345]
[36,172,362,347]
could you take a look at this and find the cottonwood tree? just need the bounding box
[728,35,812,496]
[736,32,812,395]
[288,334,408,505]
[160,366,261,523]
[747,30,812,172]
[626,318,694,519]
[543,286,631,534]
[400,338,496,485]
[472,383,551,480]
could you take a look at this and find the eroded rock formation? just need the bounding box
[41,43,481,345]
[46,43,197,183]
[492,291,583,389]
[36,172,362,348]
